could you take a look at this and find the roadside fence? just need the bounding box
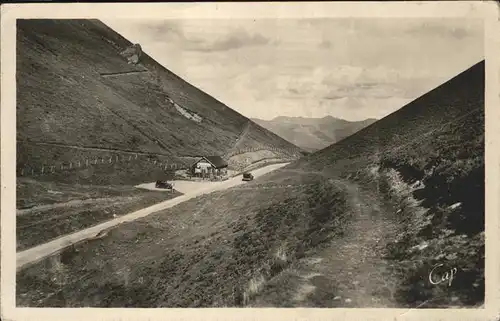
[224,146,302,159]
[17,153,188,178]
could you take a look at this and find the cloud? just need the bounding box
[404,21,477,39]
[103,18,484,121]
[319,40,333,49]
[129,21,274,52]
[323,95,345,101]
[121,20,185,43]
[273,63,452,114]
[187,29,273,52]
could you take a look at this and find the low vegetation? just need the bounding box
[373,106,484,307]
[283,60,485,307]
[17,174,351,307]
[17,178,181,250]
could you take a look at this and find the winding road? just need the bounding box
[17,162,289,271]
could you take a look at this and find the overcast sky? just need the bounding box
[103,18,484,121]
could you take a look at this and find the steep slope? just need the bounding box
[16,19,302,184]
[251,116,377,152]
[295,61,484,170]
[17,60,484,308]
[286,60,485,307]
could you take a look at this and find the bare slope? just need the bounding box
[251,116,377,152]
[17,60,484,307]
[16,19,301,182]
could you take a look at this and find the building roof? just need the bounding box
[193,156,228,169]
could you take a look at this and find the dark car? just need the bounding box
[155,180,173,189]
[242,172,254,181]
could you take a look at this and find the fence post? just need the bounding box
[41,166,44,174]
[78,161,81,167]
[21,168,24,176]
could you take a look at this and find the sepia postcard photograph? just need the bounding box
[1,2,500,321]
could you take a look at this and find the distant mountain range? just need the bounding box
[251,115,378,152]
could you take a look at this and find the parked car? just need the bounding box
[156,180,173,189]
[242,172,254,181]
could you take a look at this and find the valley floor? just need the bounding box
[17,178,180,251]
[16,164,483,308]
[16,163,289,270]
[17,171,403,307]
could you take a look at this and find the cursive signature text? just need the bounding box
[428,263,458,286]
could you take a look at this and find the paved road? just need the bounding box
[135,180,216,194]
[17,162,289,270]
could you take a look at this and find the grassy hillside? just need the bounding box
[15,19,301,251]
[252,116,377,152]
[16,19,301,184]
[17,178,181,251]
[295,61,484,170]
[17,176,353,307]
[287,60,485,306]
[16,58,484,307]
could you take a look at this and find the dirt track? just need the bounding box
[16,162,289,270]
[290,178,400,307]
[258,168,401,307]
